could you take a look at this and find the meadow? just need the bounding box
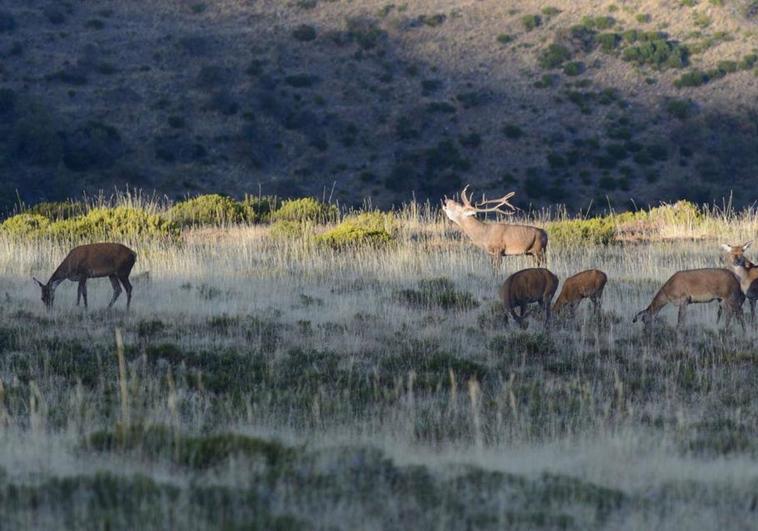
[0,197,756,530]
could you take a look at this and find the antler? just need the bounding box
[459,185,473,207]
[473,191,517,215]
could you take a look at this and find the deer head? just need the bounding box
[721,241,752,267]
[33,277,54,310]
[442,185,517,224]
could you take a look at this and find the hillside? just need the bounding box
[0,0,757,213]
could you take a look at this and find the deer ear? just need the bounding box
[32,277,44,287]
[720,244,733,252]
[743,241,752,250]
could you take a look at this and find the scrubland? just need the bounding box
[0,197,756,529]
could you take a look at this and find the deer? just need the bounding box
[720,241,758,322]
[552,269,607,319]
[442,185,548,267]
[632,268,745,332]
[33,243,137,311]
[499,268,559,329]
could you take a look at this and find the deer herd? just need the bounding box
[31,186,758,335]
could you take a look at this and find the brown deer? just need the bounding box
[721,241,758,322]
[442,186,548,267]
[632,268,745,331]
[552,269,607,319]
[33,243,137,310]
[499,268,559,329]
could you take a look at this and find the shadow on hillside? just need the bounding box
[0,1,756,214]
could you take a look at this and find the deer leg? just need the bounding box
[80,279,88,309]
[120,276,133,310]
[108,275,122,309]
[76,281,82,306]
[750,299,755,323]
[677,303,687,329]
[543,300,552,329]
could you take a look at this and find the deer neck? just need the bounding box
[732,263,758,292]
[454,215,490,244]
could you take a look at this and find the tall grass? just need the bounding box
[0,198,756,529]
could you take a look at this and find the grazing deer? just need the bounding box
[442,185,548,267]
[632,268,745,331]
[552,269,607,319]
[499,268,559,329]
[33,243,137,311]
[721,241,758,322]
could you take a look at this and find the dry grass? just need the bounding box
[0,212,756,528]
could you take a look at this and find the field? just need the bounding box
[0,203,756,530]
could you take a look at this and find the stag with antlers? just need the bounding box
[442,185,548,267]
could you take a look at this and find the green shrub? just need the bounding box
[418,14,446,27]
[1,213,51,238]
[167,194,245,227]
[622,35,688,68]
[541,7,561,16]
[563,61,584,76]
[674,69,709,87]
[26,201,87,220]
[538,43,572,69]
[521,14,541,31]
[546,217,616,245]
[666,98,693,119]
[272,197,337,223]
[739,53,757,69]
[346,17,386,50]
[597,32,621,51]
[47,207,178,241]
[636,13,652,23]
[497,33,514,45]
[241,195,281,223]
[580,15,616,30]
[316,212,393,249]
[269,220,311,240]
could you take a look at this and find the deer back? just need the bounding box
[56,243,136,280]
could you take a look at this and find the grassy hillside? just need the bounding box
[0,0,757,212]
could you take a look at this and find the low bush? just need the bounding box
[674,69,709,88]
[272,197,337,223]
[269,220,311,240]
[167,194,245,227]
[538,44,572,69]
[292,24,317,42]
[521,14,541,31]
[2,207,178,242]
[547,217,616,245]
[316,212,393,249]
[26,201,88,220]
[241,195,281,223]
[0,213,51,238]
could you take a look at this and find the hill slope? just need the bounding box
[0,0,757,212]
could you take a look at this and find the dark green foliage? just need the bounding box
[418,14,446,27]
[395,277,479,311]
[621,34,688,68]
[666,98,693,119]
[292,24,317,41]
[316,212,393,249]
[674,69,709,87]
[597,32,621,52]
[26,201,87,221]
[459,132,482,148]
[10,107,63,166]
[636,13,652,23]
[497,33,514,45]
[563,61,584,76]
[541,7,561,16]
[538,44,572,69]
[521,14,541,31]
[739,53,757,70]
[503,123,524,139]
[580,16,616,30]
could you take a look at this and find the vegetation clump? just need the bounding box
[167,194,245,227]
[539,44,572,69]
[316,212,393,249]
[271,197,337,223]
